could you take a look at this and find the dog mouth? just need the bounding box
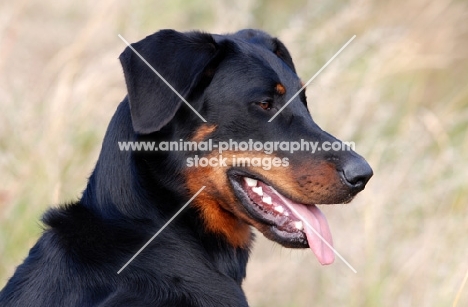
[229,174,335,265]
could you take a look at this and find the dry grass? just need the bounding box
[1,0,467,306]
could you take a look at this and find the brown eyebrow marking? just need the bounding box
[275,83,286,95]
[190,124,217,142]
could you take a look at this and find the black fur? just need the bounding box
[0,29,372,306]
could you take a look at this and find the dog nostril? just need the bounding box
[345,175,366,188]
[341,160,373,190]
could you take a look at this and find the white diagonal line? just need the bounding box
[271,189,357,273]
[453,266,468,307]
[268,35,356,122]
[117,186,206,274]
[118,34,207,123]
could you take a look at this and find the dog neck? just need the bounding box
[79,98,251,284]
[81,98,145,219]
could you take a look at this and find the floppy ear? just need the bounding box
[119,30,223,134]
[233,29,296,73]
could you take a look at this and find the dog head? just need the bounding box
[119,29,373,265]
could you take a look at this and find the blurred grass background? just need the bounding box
[0,0,467,306]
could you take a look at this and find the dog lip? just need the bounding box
[228,172,335,265]
[228,173,307,236]
[227,170,316,206]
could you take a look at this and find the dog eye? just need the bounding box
[258,101,271,110]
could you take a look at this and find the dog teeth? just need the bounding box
[294,221,304,230]
[274,205,284,213]
[262,195,272,204]
[252,186,263,196]
[244,177,258,187]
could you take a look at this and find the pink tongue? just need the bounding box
[285,202,335,265]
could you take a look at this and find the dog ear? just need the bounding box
[233,29,296,73]
[119,30,223,134]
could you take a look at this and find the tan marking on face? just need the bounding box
[184,150,345,247]
[190,124,217,142]
[275,83,286,95]
[185,157,252,248]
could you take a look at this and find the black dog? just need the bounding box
[0,29,372,306]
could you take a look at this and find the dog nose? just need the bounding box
[341,158,373,191]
